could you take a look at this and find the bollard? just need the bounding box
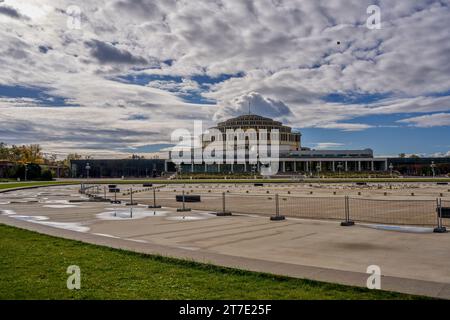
[341,196,355,226]
[148,188,162,208]
[126,188,137,206]
[111,188,121,204]
[216,192,232,216]
[270,194,286,221]
[434,198,447,233]
[177,190,191,212]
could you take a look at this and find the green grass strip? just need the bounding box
[0,224,425,300]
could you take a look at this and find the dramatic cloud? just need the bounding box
[85,39,148,65]
[0,0,449,157]
[213,92,293,122]
[0,5,27,19]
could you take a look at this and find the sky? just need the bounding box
[0,0,449,158]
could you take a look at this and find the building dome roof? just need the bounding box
[216,114,283,128]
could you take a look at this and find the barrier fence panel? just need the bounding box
[149,189,444,227]
[441,199,450,227]
[224,194,276,216]
[280,195,346,221]
[348,198,437,226]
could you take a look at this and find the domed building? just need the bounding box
[210,114,301,153]
[170,113,388,175]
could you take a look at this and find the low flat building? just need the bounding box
[70,159,174,178]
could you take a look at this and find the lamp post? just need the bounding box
[337,162,343,176]
[176,164,181,179]
[85,162,91,180]
[389,163,394,178]
[316,163,321,178]
[430,161,436,178]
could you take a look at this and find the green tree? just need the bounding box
[0,142,9,160]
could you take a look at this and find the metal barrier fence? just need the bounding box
[348,197,437,226]
[100,186,448,231]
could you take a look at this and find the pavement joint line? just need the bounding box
[167,223,302,243]
[122,219,248,238]
[161,220,277,240]
[201,231,283,249]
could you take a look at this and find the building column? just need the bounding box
[205,163,207,173]
[371,161,374,171]
[332,161,336,172]
[164,160,168,172]
[218,163,220,172]
[358,161,361,172]
[293,161,297,172]
[231,163,234,173]
[306,161,309,172]
[244,162,247,172]
[282,161,286,173]
[384,159,388,171]
[345,161,348,172]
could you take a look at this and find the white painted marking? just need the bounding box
[176,246,200,251]
[361,223,433,233]
[92,233,120,238]
[0,209,16,215]
[125,238,148,243]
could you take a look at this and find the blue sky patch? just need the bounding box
[323,92,391,104]
[0,85,77,107]
[300,125,450,156]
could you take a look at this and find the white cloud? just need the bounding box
[398,113,450,128]
[314,142,345,150]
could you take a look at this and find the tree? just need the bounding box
[64,153,82,167]
[0,142,8,160]
[399,153,406,158]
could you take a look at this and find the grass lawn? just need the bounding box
[1,177,450,191]
[0,181,74,190]
[0,224,424,300]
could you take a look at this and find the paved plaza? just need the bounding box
[1,183,450,298]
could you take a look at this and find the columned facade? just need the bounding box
[171,114,389,174]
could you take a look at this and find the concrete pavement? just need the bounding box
[1,184,450,299]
